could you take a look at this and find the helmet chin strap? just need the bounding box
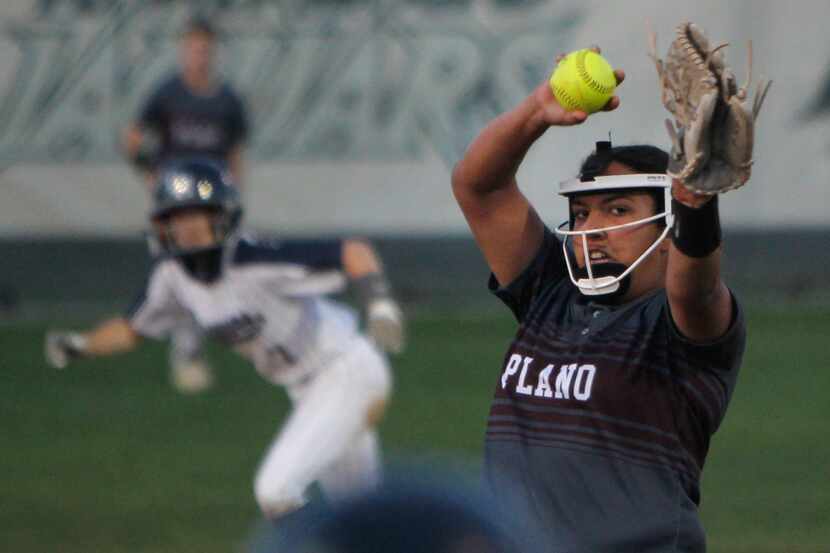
[572,261,632,301]
[560,232,634,300]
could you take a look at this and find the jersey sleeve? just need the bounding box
[665,290,747,431]
[137,82,167,131]
[233,238,347,297]
[125,265,187,339]
[488,227,568,322]
[234,238,343,271]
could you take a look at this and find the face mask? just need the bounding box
[555,173,673,297]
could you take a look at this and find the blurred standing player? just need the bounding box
[123,16,249,393]
[452,50,747,552]
[45,158,404,522]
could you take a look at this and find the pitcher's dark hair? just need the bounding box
[578,142,670,222]
[181,15,218,39]
[579,142,669,178]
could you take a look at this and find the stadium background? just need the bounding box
[1,1,828,552]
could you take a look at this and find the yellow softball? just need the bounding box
[549,49,617,114]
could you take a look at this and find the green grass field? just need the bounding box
[1,306,828,552]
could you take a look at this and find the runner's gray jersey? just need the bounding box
[127,237,357,387]
[485,229,746,553]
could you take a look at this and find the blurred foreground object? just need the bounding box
[251,470,521,553]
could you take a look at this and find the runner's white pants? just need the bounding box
[253,336,392,516]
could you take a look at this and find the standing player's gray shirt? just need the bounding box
[138,73,248,165]
[485,229,746,553]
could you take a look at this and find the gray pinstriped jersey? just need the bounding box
[128,237,358,387]
[485,229,746,553]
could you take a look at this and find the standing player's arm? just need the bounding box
[125,82,167,188]
[665,180,733,342]
[341,239,405,354]
[228,144,245,189]
[123,123,144,161]
[122,123,156,189]
[452,70,624,286]
[45,317,142,369]
[227,87,249,190]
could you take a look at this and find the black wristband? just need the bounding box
[671,195,722,258]
[353,273,392,306]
